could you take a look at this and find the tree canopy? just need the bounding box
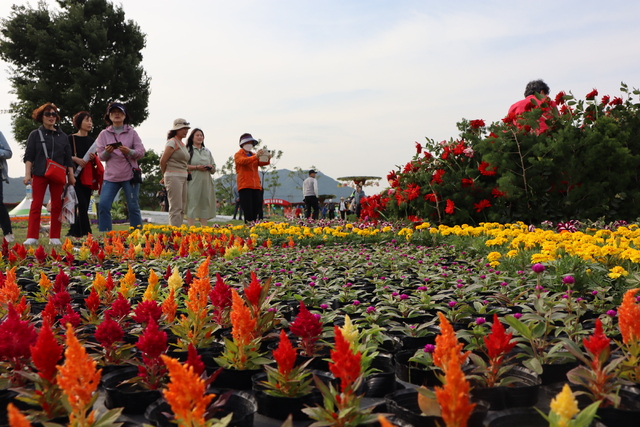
[0,0,150,146]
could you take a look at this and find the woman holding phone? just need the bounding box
[185,128,216,227]
[95,102,145,232]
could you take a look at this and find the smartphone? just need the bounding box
[204,165,212,171]
[107,142,122,149]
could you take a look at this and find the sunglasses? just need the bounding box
[43,111,58,117]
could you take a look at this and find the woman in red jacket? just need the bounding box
[234,133,270,223]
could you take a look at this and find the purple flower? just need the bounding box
[475,317,486,325]
[562,276,575,285]
[309,282,316,287]
[456,283,464,289]
[531,263,545,274]
[352,300,361,306]
[274,282,282,287]
[606,310,617,317]
[513,313,523,319]
[500,281,508,287]
[320,304,329,309]
[391,291,399,297]
[417,286,428,291]
[591,290,598,296]
[448,301,457,308]
[399,294,409,300]
[423,344,436,353]
[480,275,486,280]
[366,306,376,313]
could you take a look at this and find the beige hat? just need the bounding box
[171,118,190,131]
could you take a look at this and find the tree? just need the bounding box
[288,166,319,192]
[258,144,283,199]
[216,156,236,205]
[137,149,162,210]
[0,0,150,146]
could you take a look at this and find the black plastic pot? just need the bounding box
[251,372,322,420]
[385,388,488,427]
[212,366,264,390]
[470,366,541,411]
[596,386,640,426]
[102,366,162,415]
[363,352,397,397]
[394,349,441,387]
[540,360,579,385]
[484,407,606,427]
[145,389,257,427]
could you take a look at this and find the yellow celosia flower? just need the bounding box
[550,383,579,423]
[118,265,136,297]
[92,272,106,296]
[168,267,184,292]
[339,315,358,350]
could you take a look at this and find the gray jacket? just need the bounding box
[0,131,12,183]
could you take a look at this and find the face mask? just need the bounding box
[242,144,253,151]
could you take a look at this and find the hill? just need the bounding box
[4,177,28,204]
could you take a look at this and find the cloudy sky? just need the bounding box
[1,0,640,187]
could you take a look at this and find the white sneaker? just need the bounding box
[24,238,38,245]
[4,234,14,243]
[49,238,62,245]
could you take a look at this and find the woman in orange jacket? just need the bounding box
[234,133,270,222]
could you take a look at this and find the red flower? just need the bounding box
[424,193,439,203]
[244,272,263,310]
[289,301,323,356]
[461,178,474,187]
[474,199,492,212]
[469,119,485,129]
[488,132,498,139]
[415,141,422,154]
[423,151,432,160]
[583,318,609,360]
[407,215,422,223]
[0,304,37,362]
[95,315,124,349]
[484,314,516,363]
[329,325,362,394]
[106,293,131,320]
[600,95,610,106]
[478,161,497,176]
[186,343,205,377]
[502,111,517,124]
[60,305,81,328]
[84,289,101,314]
[610,97,623,106]
[431,169,445,184]
[405,183,421,201]
[53,270,69,293]
[386,170,397,184]
[30,319,62,382]
[560,105,572,115]
[273,330,297,377]
[585,89,598,100]
[491,188,505,198]
[34,246,47,264]
[209,273,232,310]
[445,199,455,215]
[136,319,168,362]
[555,91,566,105]
[132,300,163,325]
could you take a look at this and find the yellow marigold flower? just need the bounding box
[161,355,215,425]
[608,266,629,279]
[7,403,32,427]
[57,324,101,420]
[487,252,501,262]
[550,383,579,423]
[618,288,640,345]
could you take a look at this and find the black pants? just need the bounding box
[68,183,92,237]
[233,201,243,220]
[0,182,12,236]
[304,195,319,219]
[239,188,262,223]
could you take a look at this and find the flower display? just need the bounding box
[289,301,324,357]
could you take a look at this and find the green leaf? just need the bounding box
[505,316,532,340]
[523,357,543,375]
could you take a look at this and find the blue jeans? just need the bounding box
[99,180,142,232]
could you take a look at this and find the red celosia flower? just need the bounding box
[585,89,598,100]
[405,183,421,201]
[461,178,474,187]
[555,91,567,105]
[136,319,168,362]
[0,304,37,363]
[478,161,497,176]
[407,215,422,223]
[273,330,297,377]
[445,199,455,215]
[34,246,47,264]
[59,305,81,328]
[41,299,57,326]
[474,199,491,213]
[30,319,62,383]
[84,289,101,314]
[431,169,445,184]
[95,315,124,349]
[106,293,131,320]
[469,119,485,129]
[491,188,505,198]
[186,343,205,377]
[50,289,70,315]
[415,141,422,154]
[244,272,263,310]
[290,301,323,357]
[329,326,362,394]
[53,270,69,293]
[209,273,232,311]
[618,288,640,345]
[583,318,609,359]
[484,314,516,362]
[132,300,163,326]
[105,270,115,291]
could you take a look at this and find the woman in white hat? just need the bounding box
[160,118,191,227]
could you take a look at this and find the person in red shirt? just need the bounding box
[508,79,557,134]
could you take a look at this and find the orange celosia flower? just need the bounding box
[618,288,640,345]
[435,349,475,427]
[230,289,257,346]
[433,312,468,371]
[7,403,32,427]
[161,355,215,425]
[0,266,20,307]
[38,271,53,294]
[56,324,102,418]
[162,289,178,323]
[329,325,362,394]
[118,265,136,296]
[377,415,397,427]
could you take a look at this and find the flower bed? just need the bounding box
[1,220,639,426]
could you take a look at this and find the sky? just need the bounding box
[2,0,640,187]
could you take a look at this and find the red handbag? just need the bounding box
[39,130,67,185]
[79,159,104,192]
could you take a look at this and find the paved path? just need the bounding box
[140,210,233,225]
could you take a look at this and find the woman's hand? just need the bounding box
[68,175,76,186]
[118,145,131,156]
[72,156,87,167]
[104,144,115,153]
[23,175,31,186]
[88,152,96,160]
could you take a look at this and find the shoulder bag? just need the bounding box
[112,135,142,184]
[38,129,67,185]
